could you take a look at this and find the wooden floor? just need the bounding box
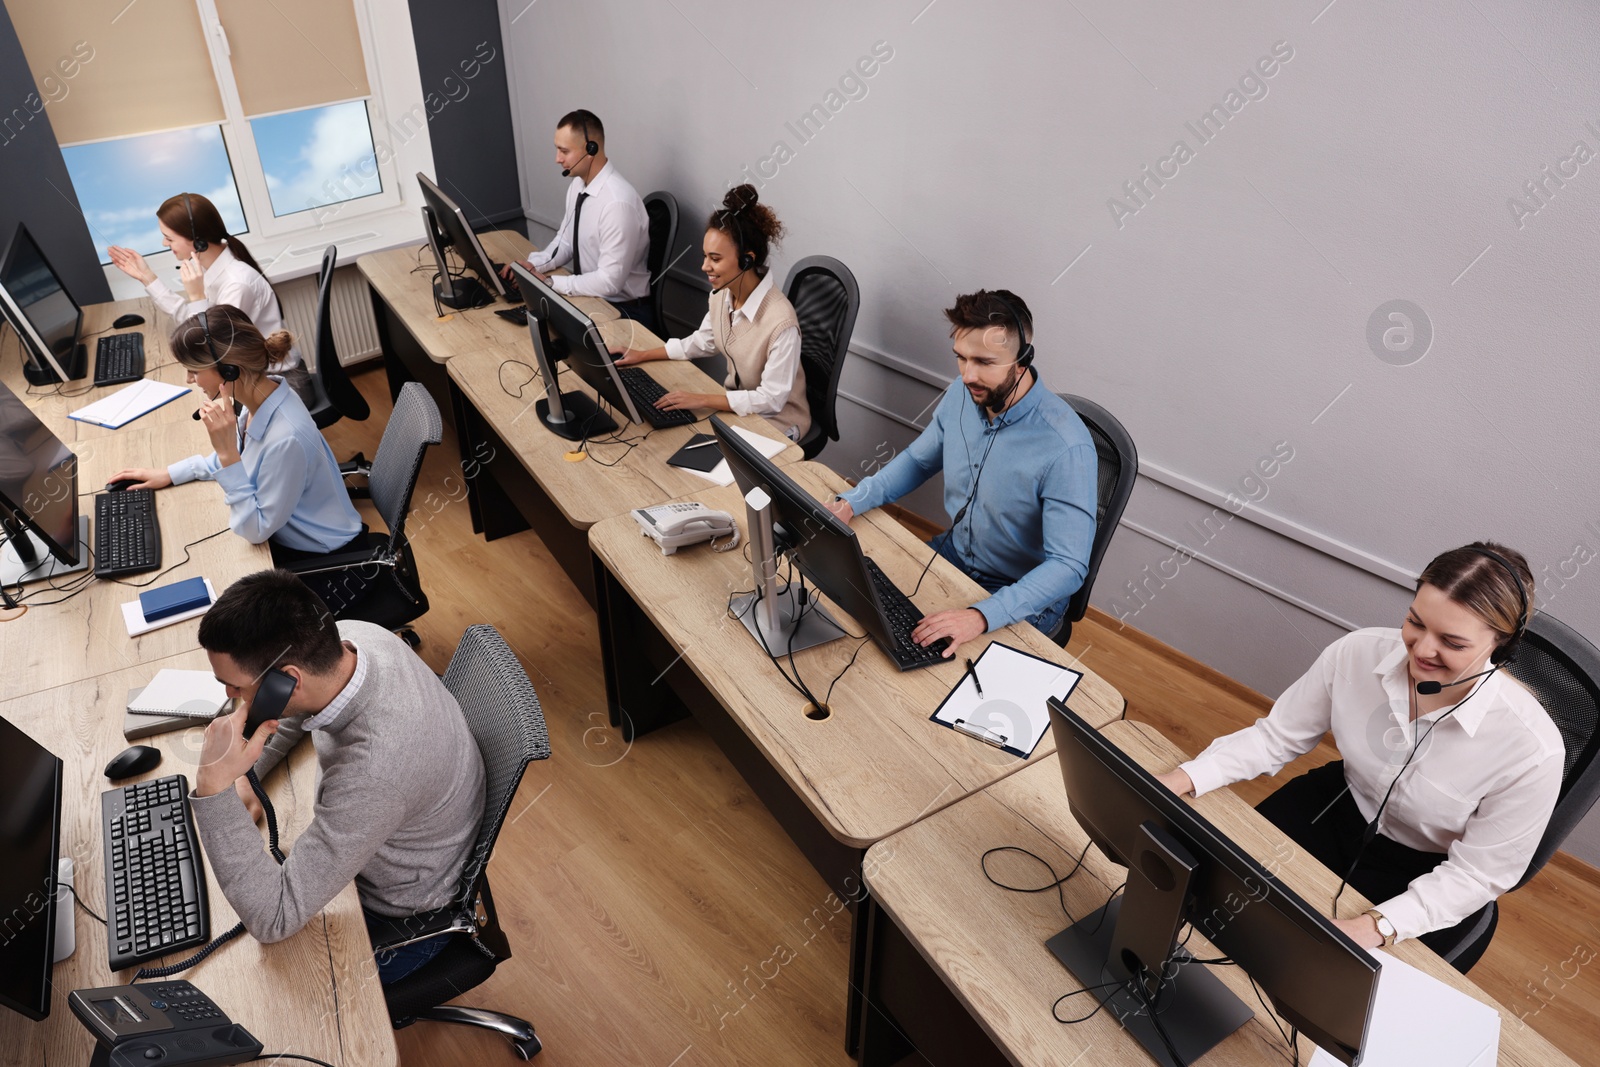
[325,365,1600,1067]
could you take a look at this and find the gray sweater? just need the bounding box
[191,621,486,943]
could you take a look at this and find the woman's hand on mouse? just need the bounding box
[107,467,171,491]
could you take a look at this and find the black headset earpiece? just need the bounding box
[1467,546,1529,663]
[199,310,237,381]
[581,119,599,159]
[184,193,209,254]
[980,294,1035,414]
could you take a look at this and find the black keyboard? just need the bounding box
[94,332,145,386]
[102,775,211,972]
[618,367,698,427]
[495,307,529,327]
[94,489,162,578]
[863,557,951,670]
[489,262,525,304]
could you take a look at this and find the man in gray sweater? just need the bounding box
[190,569,485,982]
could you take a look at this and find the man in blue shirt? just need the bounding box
[827,290,1097,657]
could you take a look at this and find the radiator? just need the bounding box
[275,266,382,369]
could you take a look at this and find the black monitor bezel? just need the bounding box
[0,377,82,567]
[0,713,64,1021]
[1049,698,1380,1063]
[0,223,80,383]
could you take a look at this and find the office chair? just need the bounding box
[784,256,860,460]
[642,190,679,335]
[301,246,372,430]
[281,382,440,645]
[1049,393,1138,647]
[1428,611,1600,973]
[367,624,552,1059]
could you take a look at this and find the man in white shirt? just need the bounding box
[502,109,656,332]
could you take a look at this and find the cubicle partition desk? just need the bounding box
[857,719,1576,1067]
[586,461,1127,1054]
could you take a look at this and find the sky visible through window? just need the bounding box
[252,100,381,218]
[62,126,247,266]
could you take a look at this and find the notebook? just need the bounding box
[665,434,725,473]
[124,686,228,739]
[929,642,1083,758]
[68,379,190,429]
[127,668,229,718]
[679,425,787,487]
[122,578,217,636]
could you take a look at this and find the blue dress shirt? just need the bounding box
[839,373,1097,630]
[167,378,363,553]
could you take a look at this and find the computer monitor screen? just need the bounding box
[0,377,80,567]
[0,713,64,1021]
[513,266,642,425]
[415,172,507,302]
[709,415,897,653]
[1048,699,1378,1065]
[0,224,82,380]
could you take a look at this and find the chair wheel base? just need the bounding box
[398,628,422,650]
[512,1032,543,1059]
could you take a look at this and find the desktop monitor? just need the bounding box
[0,713,64,1021]
[0,377,86,585]
[510,263,640,431]
[1047,699,1379,1066]
[711,414,910,661]
[0,223,85,384]
[415,172,508,309]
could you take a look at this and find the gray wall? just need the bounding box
[408,0,523,230]
[0,1,112,305]
[501,2,1600,859]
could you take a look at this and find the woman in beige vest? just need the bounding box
[613,185,810,439]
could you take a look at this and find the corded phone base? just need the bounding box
[70,981,263,1067]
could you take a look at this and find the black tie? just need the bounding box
[571,192,590,275]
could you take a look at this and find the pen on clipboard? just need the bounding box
[964,657,983,696]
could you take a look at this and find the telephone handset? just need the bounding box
[243,667,296,739]
[632,502,740,555]
[69,980,263,1067]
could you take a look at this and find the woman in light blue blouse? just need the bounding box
[109,305,364,571]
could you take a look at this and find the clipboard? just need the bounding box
[929,641,1083,759]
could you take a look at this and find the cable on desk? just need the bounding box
[63,881,106,925]
[979,841,1095,922]
[497,357,542,399]
[250,1056,338,1067]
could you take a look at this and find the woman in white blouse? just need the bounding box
[1157,542,1561,968]
[107,192,312,403]
[612,184,811,441]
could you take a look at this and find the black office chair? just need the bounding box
[784,256,860,460]
[367,624,552,1059]
[301,246,372,431]
[1428,611,1600,972]
[281,382,440,644]
[642,190,679,335]
[1048,393,1138,647]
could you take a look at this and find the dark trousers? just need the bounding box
[270,526,372,617]
[1255,761,1491,957]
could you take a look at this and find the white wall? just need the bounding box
[500,1,1600,860]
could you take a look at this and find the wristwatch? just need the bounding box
[1366,909,1397,948]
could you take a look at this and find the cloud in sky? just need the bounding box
[254,101,381,218]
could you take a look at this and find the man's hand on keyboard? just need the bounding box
[911,607,987,658]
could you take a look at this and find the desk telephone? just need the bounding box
[632,502,740,555]
[69,981,262,1067]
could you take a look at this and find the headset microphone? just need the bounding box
[981,294,1035,414]
[1415,665,1500,696]
[561,117,600,177]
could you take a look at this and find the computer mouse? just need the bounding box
[105,478,140,492]
[105,745,162,781]
[112,313,146,329]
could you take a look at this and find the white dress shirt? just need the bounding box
[528,162,651,302]
[1181,627,1563,942]
[144,245,300,373]
[664,273,803,421]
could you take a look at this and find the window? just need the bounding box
[61,127,248,266]
[10,0,433,288]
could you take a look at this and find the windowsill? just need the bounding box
[100,202,428,300]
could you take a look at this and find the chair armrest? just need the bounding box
[367,905,471,953]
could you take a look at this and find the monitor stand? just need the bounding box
[22,342,88,385]
[731,487,844,656]
[435,275,491,310]
[0,514,90,585]
[537,392,615,440]
[1045,821,1253,1067]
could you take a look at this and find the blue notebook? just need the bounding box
[138,576,212,622]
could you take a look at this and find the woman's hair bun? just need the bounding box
[722,183,760,212]
[263,330,295,361]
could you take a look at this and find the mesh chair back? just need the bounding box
[784,256,860,459]
[442,624,551,900]
[1058,394,1138,630]
[643,191,679,332]
[311,247,370,422]
[368,382,442,549]
[1504,611,1600,889]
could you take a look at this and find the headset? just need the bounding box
[188,310,239,420]
[561,116,601,177]
[1467,545,1529,664]
[980,292,1034,414]
[183,193,209,254]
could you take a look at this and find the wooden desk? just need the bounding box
[0,420,270,703]
[858,720,1577,1066]
[587,460,1126,1055]
[0,652,397,1066]
[1,297,195,443]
